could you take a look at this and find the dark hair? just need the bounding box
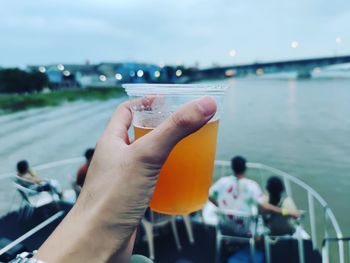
[17,160,29,174]
[266,176,285,206]
[231,156,247,175]
[85,148,95,161]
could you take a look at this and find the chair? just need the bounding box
[263,216,308,263]
[14,180,58,221]
[141,210,195,260]
[215,208,258,263]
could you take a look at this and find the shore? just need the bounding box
[0,87,125,114]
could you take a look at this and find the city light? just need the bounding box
[99,75,107,82]
[313,67,321,73]
[154,71,161,78]
[57,64,64,71]
[130,71,135,77]
[229,49,237,57]
[291,41,299,49]
[159,62,165,68]
[63,70,70,77]
[115,73,123,80]
[256,68,264,75]
[335,37,342,44]
[225,69,236,77]
[175,69,182,77]
[38,66,46,73]
[137,70,144,78]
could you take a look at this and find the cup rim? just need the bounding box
[122,83,228,96]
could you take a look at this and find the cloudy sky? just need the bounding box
[1,0,350,68]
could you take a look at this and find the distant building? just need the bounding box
[27,62,187,88]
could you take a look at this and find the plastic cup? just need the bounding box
[123,84,226,215]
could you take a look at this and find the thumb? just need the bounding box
[132,96,217,164]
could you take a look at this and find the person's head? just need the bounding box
[17,160,29,174]
[266,176,285,206]
[231,156,247,177]
[85,148,95,162]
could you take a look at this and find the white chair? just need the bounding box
[14,181,58,221]
[215,208,258,263]
[141,210,195,260]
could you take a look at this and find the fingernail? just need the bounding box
[196,96,217,117]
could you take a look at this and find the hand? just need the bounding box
[36,96,217,263]
[288,210,301,219]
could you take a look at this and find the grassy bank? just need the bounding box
[0,87,126,114]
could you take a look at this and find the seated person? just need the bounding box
[262,176,298,235]
[209,156,299,235]
[16,160,62,198]
[76,148,94,188]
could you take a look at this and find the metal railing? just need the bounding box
[0,157,84,216]
[322,238,350,263]
[214,160,344,263]
[0,158,344,262]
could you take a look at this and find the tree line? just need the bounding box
[0,68,48,94]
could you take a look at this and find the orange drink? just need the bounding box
[123,84,226,215]
[134,120,219,214]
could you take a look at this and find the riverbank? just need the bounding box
[0,87,125,114]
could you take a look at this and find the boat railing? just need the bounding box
[214,160,344,263]
[0,157,84,216]
[0,158,345,262]
[322,238,350,263]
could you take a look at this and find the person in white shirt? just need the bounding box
[209,156,299,218]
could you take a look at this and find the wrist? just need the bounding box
[281,208,288,216]
[36,195,135,263]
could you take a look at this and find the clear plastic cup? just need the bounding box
[123,84,227,214]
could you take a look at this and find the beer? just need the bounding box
[134,120,219,214]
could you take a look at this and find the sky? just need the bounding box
[1,0,350,68]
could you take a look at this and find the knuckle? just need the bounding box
[171,114,191,129]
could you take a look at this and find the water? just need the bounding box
[0,78,349,237]
[216,78,350,236]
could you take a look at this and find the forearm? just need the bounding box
[260,202,282,214]
[36,202,134,263]
[36,168,155,263]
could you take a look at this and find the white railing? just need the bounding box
[0,158,344,262]
[214,160,344,263]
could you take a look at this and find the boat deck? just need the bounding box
[0,204,322,263]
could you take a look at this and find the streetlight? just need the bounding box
[229,49,237,57]
[290,41,299,49]
[115,73,123,81]
[137,70,144,78]
[38,66,46,73]
[63,70,70,77]
[175,69,182,77]
[154,71,161,78]
[57,64,64,71]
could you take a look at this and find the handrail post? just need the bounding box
[308,192,317,249]
[297,236,305,263]
[322,239,329,263]
[264,235,271,263]
[324,208,330,262]
[283,176,292,201]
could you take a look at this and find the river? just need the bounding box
[0,77,349,236]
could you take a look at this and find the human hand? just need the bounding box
[36,96,217,263]
[288,210,301,219]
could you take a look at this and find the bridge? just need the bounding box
[187,55,350,81]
